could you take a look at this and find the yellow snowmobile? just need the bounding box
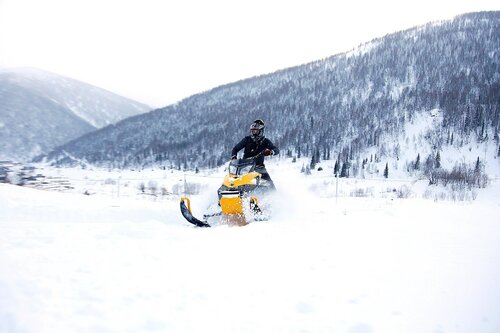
[180,158,272,227]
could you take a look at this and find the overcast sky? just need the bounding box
[1,0,498,107]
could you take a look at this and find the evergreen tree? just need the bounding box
[414,153,421,170]
[310,154,316,170]
[334,160,339,176]
[384,163,389,178]
[479,122,486,141]
[463,107,471,134]
[435,151,441,168]
[474,156,481,173]
[340,162,348,178]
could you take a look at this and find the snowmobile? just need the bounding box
[180,157,273,227]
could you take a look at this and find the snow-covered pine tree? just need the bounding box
[340,162,348,178]
[415,154,421,170]
[435,151,441,168]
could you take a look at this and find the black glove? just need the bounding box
[263,149,273,156]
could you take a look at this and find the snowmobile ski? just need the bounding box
[180,198,211,227]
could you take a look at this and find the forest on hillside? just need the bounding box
[46,12,500,175]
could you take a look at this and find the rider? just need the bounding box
[231,119,279,189]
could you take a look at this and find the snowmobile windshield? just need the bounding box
[228,159,255,176]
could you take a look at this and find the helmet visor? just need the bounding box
[251,129,260,135]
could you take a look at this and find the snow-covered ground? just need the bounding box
[1,161,499,333]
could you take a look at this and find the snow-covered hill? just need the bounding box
[43,12,500,178]
[0,67,151,161]
[0,68,150,128]
[1,162,499,333]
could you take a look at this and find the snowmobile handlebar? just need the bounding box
[251,151,264,159]
[231,152,262,162]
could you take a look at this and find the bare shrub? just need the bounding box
[396,185,412,198]
[104,178,116,185]
[424,186,477,202]
[349,187,373,197]
[428,162,489,189]
[160,187,169,196]
[148,180,158,195]
[172,182,206,195]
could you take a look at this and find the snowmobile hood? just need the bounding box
[223,172,261,188]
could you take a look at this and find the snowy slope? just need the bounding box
[0,68,150,128]
[0,67,151,161]
[359,109,500,181]
[1,163,499,333]
[0,81,95,161]
[41,12,500,171]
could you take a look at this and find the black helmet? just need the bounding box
[249,119,265,141]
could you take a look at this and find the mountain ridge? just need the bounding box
[0,67,151,128]
[44,11,500,178]
[0,68,151,161]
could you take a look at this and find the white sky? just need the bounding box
[1,0,499,107]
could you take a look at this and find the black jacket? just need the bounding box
[231,136,279,167]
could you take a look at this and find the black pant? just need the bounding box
[255,166,276,190]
